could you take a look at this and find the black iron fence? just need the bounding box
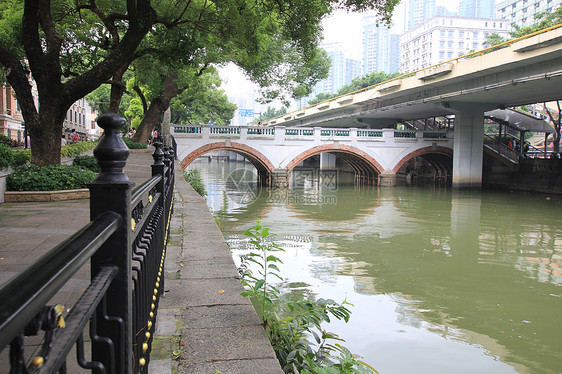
[0,113,175,373]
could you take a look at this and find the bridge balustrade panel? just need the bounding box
[357,130,383,138]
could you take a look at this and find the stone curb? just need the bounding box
[151,161,283,374]
[4,188,90,202]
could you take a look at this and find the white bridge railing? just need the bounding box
[172,125,451,142]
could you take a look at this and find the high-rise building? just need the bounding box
[345,58,362,86]
[296,43,362,108]
[496,0,561,29]
[363,17,401,74]
[459,0,497,18]
[321,42,347,94]
[400,16,509,73]
[405,0,437,30]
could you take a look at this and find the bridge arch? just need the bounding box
[179,142,276,185]
[286,144,385,185]
[393,146,453,184]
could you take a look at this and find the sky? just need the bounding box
[220,0,461,112]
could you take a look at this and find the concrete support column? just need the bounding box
[271,169,289,189]
[379,170,397,186]
[320,152,336,169]
[451,103,486,189]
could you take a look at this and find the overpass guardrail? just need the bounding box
[0,114,175,373]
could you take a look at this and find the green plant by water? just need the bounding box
[183,169,207,197]
[239,220,378,374]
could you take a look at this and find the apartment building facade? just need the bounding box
[496,0,561,29]
[400,16,509,73]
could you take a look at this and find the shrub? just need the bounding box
[0,144,14,169]
[183,169,207,196]
[12,149,31,167]
[0,134,11,145]
[7,164,96,191]
[0,134,21,147]
[239,221,377,374]
[123,137,147,149]
[61,141,97,158]
[73,155,100,173]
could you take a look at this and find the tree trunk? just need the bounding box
[161,107,171,146]
[132,74,179,144]
[132,99,164,143]
[0,0,157,165]
[109,64,129,113]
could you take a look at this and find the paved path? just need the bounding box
[0,150,282,373]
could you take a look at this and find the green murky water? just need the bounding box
[191,159,562,374]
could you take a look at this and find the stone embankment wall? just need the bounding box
[483,153,562,195]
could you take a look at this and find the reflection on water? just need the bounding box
[191,159,562,374]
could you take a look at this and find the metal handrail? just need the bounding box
[0,115,176,373]
[0,211,121,350]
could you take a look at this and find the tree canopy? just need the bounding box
[0,0,400,165]
[306,71,401,106]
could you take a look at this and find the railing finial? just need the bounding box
[152,140,165,165]
[92,113,131,184]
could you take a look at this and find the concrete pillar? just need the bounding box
[450,103,487,189]
[320,152,336,169]
[271,169,288,188]
[379,170,397,186]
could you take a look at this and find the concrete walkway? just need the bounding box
[0,151,282,373]
[150,163,282,373]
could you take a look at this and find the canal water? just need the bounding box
[190,158,561,374]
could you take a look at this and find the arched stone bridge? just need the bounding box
[172,125,453,187]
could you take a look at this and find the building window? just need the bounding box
[459,31,464,37]
[459,41,464,48]
[440,40,445,47]
[439,51,445,58]
[448,31,453,37]
[473,32,478,38]
[473,42,478,49]
[447,52,453,58]
[440,30,446,37]
[448,41,453,48]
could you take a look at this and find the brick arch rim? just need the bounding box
[392,146,453,173]
[180,142,275,173]
[285,144,384,174]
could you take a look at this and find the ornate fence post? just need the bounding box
[88,113,133,374]
[152,141,166,205]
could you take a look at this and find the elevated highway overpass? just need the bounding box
[262,25,562,188]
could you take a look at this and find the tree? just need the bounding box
[0,0,399,165]
[305,71,401,106]
[258,107,288,122]
[510,5,562,38]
